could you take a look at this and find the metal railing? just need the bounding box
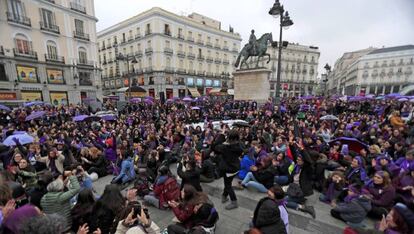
[187,52,195,59]
[197,55,205,61]
[145,48,153,54]
[145,29,152,36]
[13,48,38,60]
[206,42,212,47]
[164,48,173,54]
[6,12,31,26]
[40,21,59,34]
[187,37,194,42]
[73,31,90,41]
[177,51,186,57]
[135,50,143,57]
[77,59,94,66]
[70,2,86,13]
[45,54,65,63]
[197,40,204,45]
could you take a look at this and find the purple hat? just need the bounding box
[3,205,40,233]
[354,156,363,166]
[393,203,414,229]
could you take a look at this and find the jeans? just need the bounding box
[144,194,160,209]
[241,172,268,193]
[274,175,289,185]
[223,172,237,201]
[286,196,304,210]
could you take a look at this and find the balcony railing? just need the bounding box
[73,31,90,41]
[206,56,213,63]
[135,50,143,57]
[164,31,172,36]
[45,54,65,63]
[145,29,152,36]
[187,52,195,59]
[145,48,153,54]
[128,36,133,42]
[145,67,153,73]
[6,12,31,27]
[197,40,204,45]
[164,48,173,55]
[40,21,60,34]
[223,46,229,51]
[214,58,222,64]
[232,48,238,53]
[177,68,186,74]
[214,44,221,49]
[187,37,194,42]
[70,2,86,14]
[177,50,186,58]
[165,67,174,73]
[223,59,230,65]
[197,71,205,76]
[13,48,38,60]
[206,42,212,48]
[197,55,205,61]
[106,44,112,49]
[77,59,94,66]
[135,34,141,39]
[177,34,184,40]
[188,70,196,75]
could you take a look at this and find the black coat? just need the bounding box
[177,163,202,191]
[214,142,243,174]
[252,197,287,234]
[253,166,278,189]
[288,145,314,197]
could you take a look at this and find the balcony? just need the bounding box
[0,46,4,56]
[6,12,31,27]
[135,50,143,57]
[13,48,38,60]
[165,67,174,73]
[197,55,205,61]
[128,36,133,42]
[145,29,152,36]
[188,70,196,75]
[206,57,213,63]
[187,37,194,42]
[223,46,229,51]
[197,40,204,45]
[187,52,195,59]
[164,31,172,36]
[177,50,186,58]
[144,67,153,73]
[106,44,112,49]
[214,58,221,64]
[45,54,65,63]
[206,72,213,77]
[73,31,90,41]
[145,48,153,54]
[135,34,141,39]
[206,42,212,48]
[197,71,205,76]
[70,2,86,14]
[177,68,186,74]
[214,44,221,49]
[177,34,184,40]
[40,22,60,34]
[107,59,114,64]
[164,48,173,55]
[223,59,229,65]
[77,59,94,67]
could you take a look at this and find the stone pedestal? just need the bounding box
[233,68,271,103]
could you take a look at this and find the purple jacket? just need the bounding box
[366,184,396,209]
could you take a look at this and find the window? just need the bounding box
[198,48,202,57]
[166,57,171,67]
[40,8,56,28]
[208,64,212,72]
[147,40,151,48]
[164,24,171,35]
[113,36,117,44]
[187,77,194,86]
[178,28,183,37]
[198,63,202,71]
[207,37,211,42]
[46,41,58,59]
[165,40,171,48]
[148,57,152,67]
[178,44,183,51]
[122,33,126,42]
[79,71,92,85]
[146,24,151,34]
[179,59,184,68]
[136,27,140,36]
[78,47,87,63]
[8,0,26,18]
[189,46,193,52]
[197,78,203,86]
[129,30,133,38]
[14,34,31,54]
[74,19,84,33]
[0,64,7,81]
[189,61,194,70]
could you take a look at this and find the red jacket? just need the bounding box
[172,203,195,228]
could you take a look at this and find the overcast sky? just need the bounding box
[95,0,414,75]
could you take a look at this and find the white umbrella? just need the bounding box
[320,115,339,121]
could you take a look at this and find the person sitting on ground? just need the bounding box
[167,184,210,233]
[395,149,414,175]
[393,163,414,206]
[144,166,179,209]
[112,149,136,185]
[344,156,368,186]
[239,147,256,180]
[71,188,96,232]
[82,147,107,180]
[319,171,345,205]
[273,152,294,186]
[330,183,372,225]
[364,170,396,220]
[36,148,65,177]
[237,157,278,193]
[199,150,215,183]
[251,185,288,234]
[114,201,160,234]
[177,156,202,192]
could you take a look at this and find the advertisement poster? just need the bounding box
[47,69,65,84]
[21,92,42,101]
[50,92,68,106]
[17,66,38,83]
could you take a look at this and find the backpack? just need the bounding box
[134,176,151,197]
[161,178,180,206]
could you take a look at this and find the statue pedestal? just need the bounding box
[233,68,271,103]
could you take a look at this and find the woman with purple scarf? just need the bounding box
[370,155,401,178]
[395,149,414,175]
[364,171,396,219]
[344,156,368,185]
[330,183,372,224]
[393,163,414,206]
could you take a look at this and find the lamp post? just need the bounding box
[117,53,137,99]
[269,0,293,107]
[322,63,331,96]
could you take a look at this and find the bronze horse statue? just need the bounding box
[235,33,275,69]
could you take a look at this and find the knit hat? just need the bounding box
[341,144,349,156]
[393,203,414,229]
[3,205,40,233]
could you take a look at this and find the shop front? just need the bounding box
[50,92,68,106]
[166,88,173,99]
[21,91,43,101]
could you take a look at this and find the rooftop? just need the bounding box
[368,45,414,55]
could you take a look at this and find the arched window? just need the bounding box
[46,40,58,59]
[166,57,171,68]
[78,47,87,64]
[14,33,31,54]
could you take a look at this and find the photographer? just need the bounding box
[114,201,160,234]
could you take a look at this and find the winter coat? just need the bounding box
[37,153,65,175]
[113,157,136,183]
[239,155,255,179]
[288,146,314,197]
[252,197,287,234]
[200,158,215,179]
[366,184,396,209]
[214,142,243,174]
[17,170,37,189]
[177,163,202,191]
[253,166,279,189]
[172,202,195,228]
[40,176,81,231]
[333,196,372,223]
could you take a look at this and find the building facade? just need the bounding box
[97,7,241,98]
[253,43,320,97]
[327,47,376,95]
[341,45,414,96]
[0,0,101,105]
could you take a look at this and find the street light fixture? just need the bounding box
[269,0,293,107]
[117,52,138,99]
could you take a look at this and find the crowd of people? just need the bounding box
[0,94,414,234]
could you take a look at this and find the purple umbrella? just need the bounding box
[0,104,11,112]
[398,98,408,102]
[3,133,34,146]
[25,111,46,121]
[191,106,200,110]
[130,98,141,103]
[24,101,46,107]
[166,99,174,103]
[329,137,368,153]
[144,99,154,105]
[145,96,154,101]
[72,115,89,122]
[101,115,117,121]
[183,96,193,102]
[84,116,101,122]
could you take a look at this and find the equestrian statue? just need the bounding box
[234,30,276,69]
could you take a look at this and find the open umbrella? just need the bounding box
[144,99,154,105]
[166,99,174,104]
[145,96,154,101]
[24,101,46,107]
[84,116,101,122]
[72,115,89,122]
[232,121,250,128]
[130,98,141,103]
[183,97,193,102]
[101,115,117,121]
[3,133,34,146]
[0,104,11,112]
[191,106,200,110]
[320,115,339,121]
[329,137,368,153]
[25,111,46,121]
[398,98,408,102]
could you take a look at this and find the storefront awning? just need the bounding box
[188,88,201,97]
[208,88,222,94]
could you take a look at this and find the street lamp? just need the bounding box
[117,53,137,99]
[269,0,293,107]
[322,63,331,96]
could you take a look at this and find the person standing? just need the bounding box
[214,130,243,210]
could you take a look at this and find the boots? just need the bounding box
[300,205,316,219]
[225,200,238,210]
[221,195,229,204]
